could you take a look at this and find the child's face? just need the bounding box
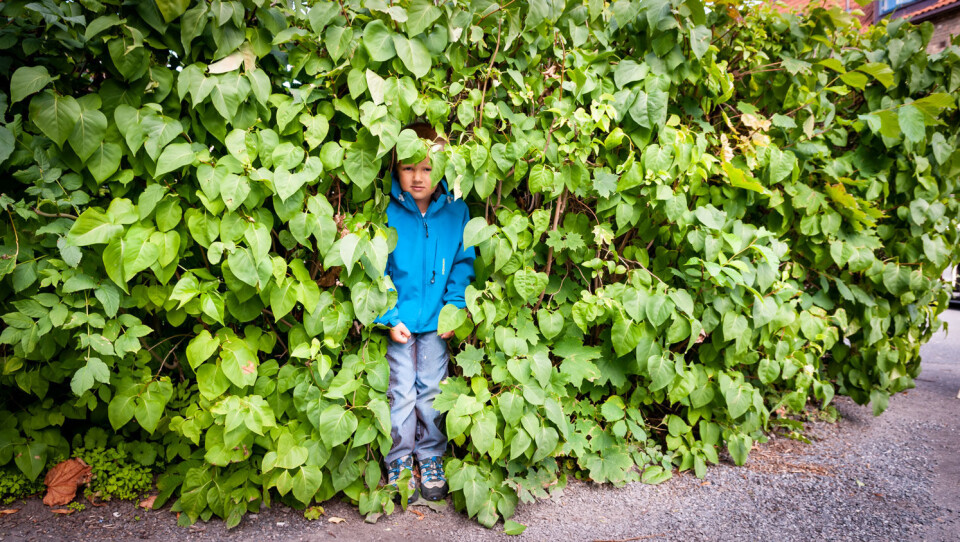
[397,155,434,208]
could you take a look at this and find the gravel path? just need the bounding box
[2,311,958,542]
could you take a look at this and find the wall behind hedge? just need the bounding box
[0,0,958,529]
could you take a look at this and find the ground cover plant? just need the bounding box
[0,0,958,530]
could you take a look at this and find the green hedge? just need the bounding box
[0,0,958,529]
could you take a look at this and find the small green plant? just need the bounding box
[66,502,86,512]
[817,406,841,424]
[0,467,44,504]
[71,447,154,502]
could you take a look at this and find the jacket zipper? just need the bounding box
[417,213,428,329]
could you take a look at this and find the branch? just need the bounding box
[533,188,567,312]
[33,207,78,220]
[261,309,295,329]
[476,18,502,130]
[477,0,516,23]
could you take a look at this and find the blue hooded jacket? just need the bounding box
[373,174,476,333]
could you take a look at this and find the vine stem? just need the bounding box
[783,74,842,118]
[4,210,18,267]
[261,309,295,329]
[139,338,165,365]
[477,0,516,23]
[476,17,502,131]
[154,337,188,378]
[533,187,567,312]
[33,207,78,219]
[264,314,288,356]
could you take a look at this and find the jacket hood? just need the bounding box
[389,169,454,211]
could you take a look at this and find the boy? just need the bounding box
[374,123,476,502]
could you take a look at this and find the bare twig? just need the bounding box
[533,188,567,312]
[33,207,78,220]
[139,338,165,365]
[4,210,18,266]
[477,17,503,130]
[261,309,295,329]
[477,0,516,23]
[264,314,288,356]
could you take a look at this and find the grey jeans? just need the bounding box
[384,332,449,464]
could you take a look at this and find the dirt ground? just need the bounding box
[2,311,958,542]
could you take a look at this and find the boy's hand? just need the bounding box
[439,330,455,340]
[390,322,412,344]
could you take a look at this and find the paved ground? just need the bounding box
[1,311,958,542]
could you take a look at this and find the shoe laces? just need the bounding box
[388,456,413,481]
[419,457,444,483]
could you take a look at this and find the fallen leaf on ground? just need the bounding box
[51,509,75,515]
[0,509,18,515]
[328,517,346,524]
[410,508,425,520]
[411,499,447,513]
[139,495,157,509]
[304,505,324,520]
[43,458,92,506]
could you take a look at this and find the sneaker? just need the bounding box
[417,456,448,501]
[387,455,418,503]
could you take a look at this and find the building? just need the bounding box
[878,0,960,52]
[773,0,960,52]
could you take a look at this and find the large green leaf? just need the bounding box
[10,66,53,104]
[69,209,123,246]
[897,104,925,143]
[343,138,380,189]
[363,20,396,61]
[154,0,190,21]
[404,0,441,36]
[68,106,108,162]
[135,379,173,433]
[324,25,354,62]
[70,357,110,395]
[317,404,358,447]
[291,465,323,504]
[155,143,196,177]
[463,217,497,248]
[122,226,160,279]
[393,35,431,78]
[107,36,148,81]
[29,91,80,147]
[186,330,221,370]
[88,141,123,183]
[220,337,259,388]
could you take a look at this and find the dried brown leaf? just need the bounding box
[207,52,243,74]
[328,517,346,524]
[43,458,92,506]
[0,509,19,515]
[139,495,157,509]
[51,508,75,515]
